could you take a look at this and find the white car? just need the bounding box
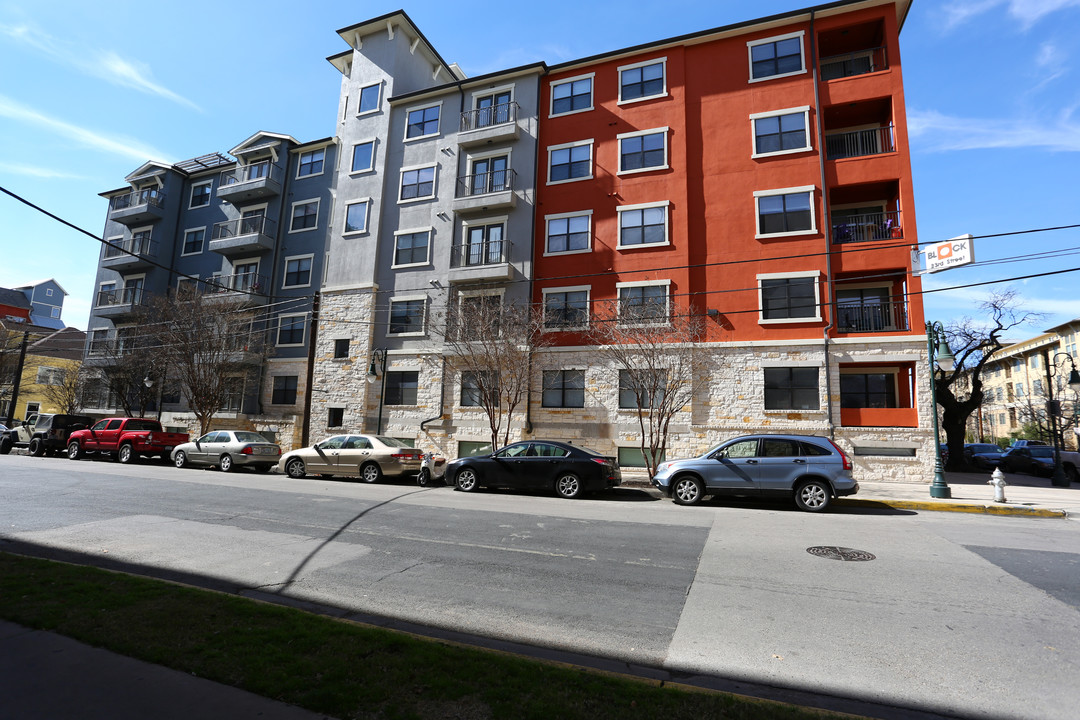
[280,434,424,483]
[171,430,281,472]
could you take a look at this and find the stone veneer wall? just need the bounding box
[310,289,375,441]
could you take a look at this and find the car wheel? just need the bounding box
[417,468,431,487]
[28,438,45,457]
[456,467,479,492]
[360,462,382,483]
[219,454,234,473]
[117,444,135,464]
[554,472,582,499]
[285,458,306,479]
[67,441,84,460]
[0,436,12,455]
[174,451,189,469]
[672,476,704,506]
[794,480,831,512]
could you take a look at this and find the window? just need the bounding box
[460,371,493,407]
[399,166,436,201]
[462,222,504,266]
[393,230,430,267]
[182,228,204,256]
[456,294,502,340]
[386,371,419,405]
[759,274,819,322]
[751,108,811,156]
[277,314,306,346]
[467,154,510,194]
[189,182,211,209]
[543,369,585,408]
[297,148,325,177]
[88,329,109,356]
[333,339,350,359]
[344,200,369,234]
[289,200,319,232]
[618,129,668,173]
[550,74,593,116]
[351,141,374,173]
[327,407,344,427]
[618,202,669,248]
[472,89,513,127]
[764,367,819,410]
[618,282,669,325]
[755,187,815,236]
[358,83,381,114]
[748,32,805,81]
[619,59,666,102]
[36,366,63,385]
[1016,382,1024,397]
[272,376,298,405]
[50,307,60,319]
[283,255,312,288]
[619,369,666,409]
[545,211,591,254]
[840,373,897,408]
[220,377,244,412]
[405,103,440,139]
[389,298,426,335]
[45,288,53,297]
[548,141,592,184]
[543,287,589,329]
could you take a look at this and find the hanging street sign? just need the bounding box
[921,234,975,274]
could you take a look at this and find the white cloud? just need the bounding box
[95,52,201,111]
[942,0,1080,30]
[0,162,85,180]
[0,94,171,163]
[907,108,1080,152]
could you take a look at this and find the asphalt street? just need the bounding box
[2,453,1079,720]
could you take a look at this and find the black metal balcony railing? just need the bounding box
[212,215,277,240]
[460,102,519,132]
[450,239,507,268]
[96,286,145,308]
[104,235,156,259]
[836,299,909,333]
[819,47,888,80]
[826,125,896,160]
[219,161,277,186]
[205,271,267,295]
[109,188,165,212]
[456,168,516,198]
[832,210,902,243]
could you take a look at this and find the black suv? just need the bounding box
[3,414,94,457]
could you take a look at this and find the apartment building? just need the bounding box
[304,1,934,480]
[87,134,336,445]
[975,318,1080,449]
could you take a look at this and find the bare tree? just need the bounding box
[145,286,273,435]
[1015,376,1079,449]
[436,292,548,452]
[38,365,89,414]
[935,290,1043,471]
[587,300,704,478]
[86,326,162,417]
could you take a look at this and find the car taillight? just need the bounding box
[827,439,853,471]
[392,452,420,460]
[241,446,254,455]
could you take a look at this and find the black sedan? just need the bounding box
[1000,445,1055,476]
[447,440,622,499]
[964,443,1004,470]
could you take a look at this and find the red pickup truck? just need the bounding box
[67,418,190,464]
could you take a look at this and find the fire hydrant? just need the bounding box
[989,467,1007,503]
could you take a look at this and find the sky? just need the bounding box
[1,0,1078,339]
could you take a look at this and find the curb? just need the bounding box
[836,498,1067,518]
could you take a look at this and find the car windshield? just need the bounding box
[233,432,269,443]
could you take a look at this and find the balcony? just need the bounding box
[95,287,150,319]
[840,407,917,428]
[101,235,158,271]
[820,47,888,81]
[835,297,908,333]
[825,125,895,160]
[202,272,269,304]
[832,209,902,244]
[216,161,282,203]
[458,102,520,147]
[447,239,513,284]
[209,216,277,256]
[453,169,517,213]
[108,189,166,225]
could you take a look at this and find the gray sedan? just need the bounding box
[171,431,281,472]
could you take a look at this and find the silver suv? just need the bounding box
[652,434,858,512]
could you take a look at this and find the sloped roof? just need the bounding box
[0,287,32,310]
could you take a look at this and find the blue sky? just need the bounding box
[1,0,1078,336]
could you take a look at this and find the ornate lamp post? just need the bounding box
[366,348,387,435]
[1045,351,1080,487]
[927,321,956,499]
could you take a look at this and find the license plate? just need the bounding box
[256,447,277,455]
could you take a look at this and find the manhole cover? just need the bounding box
[806,546,876,561]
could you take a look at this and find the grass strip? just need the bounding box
[0,552,848,720]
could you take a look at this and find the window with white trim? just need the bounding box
[283,255,313,288]
[751,107,811,157]
[755,187,815,236]
[389,297,426,335]
[748,32,805,81]
[393,229,430,267]
[618,128,668,173]
[617,281,669,325]
[351,140,374,173]
[358,82,381,114]
[297,148,325,178]
[289,199,319,232]
[182,228,204,256]
[619,58,666,102]
[344,200,369,235]
[399,165,436,201]
[618,202,669,248]
[548,141,592,184]
[758,273,820,322]
[405,103,440,139]
[189,181,211,209]
[545,211,591,254]
[277,314,306,346]
[550,74,593,116]
[543,286,589,330]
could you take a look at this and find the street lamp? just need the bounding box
[1045,351,1080,487]
[927,321,955,499]
[366,348,387,435]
